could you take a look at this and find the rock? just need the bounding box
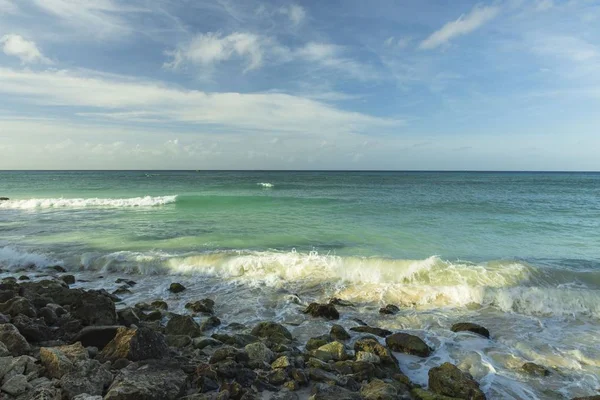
[451,323,490,339]
[60,275,76,285]
[428,362,486,400]
[329,298,355,307]
[73,395,103,400]
[144,310,163,322]
[385,332,432,357]
[306,335,332,351]
[12,314,51,342]
[115,278,137,286]
[522,362,550,377]
[314,341,349,361]
[0,324,30,356]
[272,355,292,369]
[98,326,169,362]
[349,326,392,338]
[0,296,37,318]
[0,197,9,201]
[308,368,347,386]
[309,383,361,400]
[112,358,131,370]
[0,342,9,357]
[411,388,461,400]
[200,316,221,331]
[150,300,168,310]
[46,303,68,318]
[355,351,381,364]
[60,359,113,399]
[105,361,188,400]
[71,290,118,326]
[2,374,32,396]
[48,265,67,272]
[168,283,186,293]
[330,325,351,341]
[379,304,400,315]
[117,308,141,327]
[18,275,30,281]
[39,306,58,325]
[304,303,339,320]
[251,322,293,344]
[27,387,63,400]
[354,338,398,367]
[572,397,600,400]
[74,325,122,349]
[113,286,132,296]
[245,342,275,365]
[185,299,215,314]
[40,342,88,379]
[360,379,398,400]
[166,335,192,348]
[165,315,201,338]
[193,337,223,350]
[0,313,9,324]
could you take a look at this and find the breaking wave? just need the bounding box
[0,195,178,209]
[257,182,274,188]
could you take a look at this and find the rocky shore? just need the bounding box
[0,270,594,400]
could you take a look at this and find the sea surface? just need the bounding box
[1,170,599,399]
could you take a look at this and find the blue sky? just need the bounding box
[0,0,599,170]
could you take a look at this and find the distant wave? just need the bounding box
[0,195,178,210]
[257,182,274,188]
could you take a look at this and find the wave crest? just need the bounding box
[257,182,274,188]
[0,195,178,209]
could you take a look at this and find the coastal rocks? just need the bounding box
[355,351,381,364]
[0,296,37,318]
[379,304,400,315]
[350,326,392,338]
[117,308,141,327]
[330,325,351,341]
[329,298,354,307]
[185,299,215,315]
[428,362,486,400]
[200,316,221,331]
[360,379,399,400]
[306,335,332,351]
[304,303,339,320]
[74,325,122,349]
[12,314,51,342]
[168,283,186,293]
[354,338,397,367]
[98,327,169,362]
[39,342,88,379]
[251,322,293,344]
[451,323,490,339]
[2,374,32,396]
[60,275,76,285]
[71,290,118,326]
[245,342,275,365]
[0,324,31,356]
[0,197,9,201]
[522,362,551,377]
[104,361,188,400]
[166,335,192,348]
[60,359,113,398]
[310,383,361,400]
[313,341,349,362]
[211,333,259,348]
[165,315,202,338]
[271,355,292,369]
[386,332,432,357]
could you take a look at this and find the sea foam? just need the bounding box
[257,182,274,188]
[0,195,178,209]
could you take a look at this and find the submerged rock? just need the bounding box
[350,326,392,338]
[251,321,293,344]
[304,303,339,320]
[379,304,400,315]
[522,362,551,377]
[385,332,432,357]
[329,298,355,307]
[104,361,188,400]
[451,323,490,339]
[185,299,215,314]
[99,326,169,362]
[354,337,398,367]
[60,275,76,285]
[117,307,141,327]
[428,362,486,400]
[330,324,351,341]
[168,283,186,293]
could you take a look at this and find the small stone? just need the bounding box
[522,362,551,377]
[117,308,141,327]
[354,338,398,368]
[169,282,186,293]
[428,362,486,400]
[144,310,163,321]
[74,325,122,349]
[379,304,400,315]
[18,275,30,281]
[386,332,432,357]
[40,342,88,379]
[61,275,76,285]
[451,323,490,339]
[166,335,192,348]
[304,303,339,320]
[306,335,331,351]
[330,324,351,341]
[350,326,392,338]
[49,265,67,273]
[356,351,381,364]
[200,316,221,331]
[39,307,58,325]
[193,337,223,350]
[151,300,168,310]
[105,361,187,400]
[115,278,137,286]
[310,383,362,400]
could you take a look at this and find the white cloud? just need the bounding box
[294,42,378,81]
[165,32,265,72]
[0,34,52,64]
[420,5,500,50]
[0,0,17,14]
[384,36,412,49]
[280,4,306,26]
[531,35,599,63]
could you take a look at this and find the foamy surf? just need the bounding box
[0,246,62,268]
[0,195,178,209]
[257,182,274,188]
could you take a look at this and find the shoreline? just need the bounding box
[0,268,591,400]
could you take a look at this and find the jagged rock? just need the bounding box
[210,346,249,364]
[308,368,347,386]
[349,326,392,338]
[105,361,188,400]
[355,351,381,364]
[60,359,113,399]
[12,314,51,342]
[268,368,288,385]
[0,323,30,356]
[144,310,163,321]
[329,298,355,307]
[193,337,223,350]
[522,362,550,377]
[60,275,76,285]
[306,335,332,351]
[313,341,348,361]
[379,304,400,315]
[166,335,192,348]
[113,286,132,296]
[304,303,339,320]
[46,304,68,318]
[150,300,168,310]
[428,362,486,400]
[185,299,215,314]
[309,383,361,400]
[0,355,38,383]
[0,296,37,318]
[26,387,63,400]
[360,379,398,400]
[39,306,58,325]
[245,342,275,365]
[386,332,432,357]
[272,355,292,369]
[2,374,31,396]
[168,283,186,293]
[165,315,201,338]
[98,327,169,362]
[74,325,122,349]
[451,323,490,339]
[251,322,293,344]
[117,308,141,327]
[330,325,351,341]
[39,342,88,379]
[0,342,9,357]
[200,316,221,331]
[354,338,397,367]
[70,290,118,326]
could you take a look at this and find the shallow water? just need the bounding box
[1,170,599,398]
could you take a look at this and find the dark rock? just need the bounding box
[144,310,163,321]
[116,278,137,286]
[168,282,186,293]
[70,290,117,326]
[0,312,9,324]
[267,368,288,385]
[105,360,188,400]
[360,379,398,400]
[0,296,37,317]
[428,362,486,400]
[112,358,132,370]
[201,316,221,331]
[38,306,58,325]
[1,374,32,396]
[165,314,201,337]
[151,300,168,310]
[185,299,215,314]
[117,307,141,327]
[193,337,223,349]
[379,304,400,315]
[0,323,30,355]
[304,303,339,320]
[350,326,392,338]
[330,324,351,341]
[166,335,192,348]
[99,326,169,362]
[310,383,361,400]
[0,197,9,201]
[522,362,551,377]
[251,322,293,344]
[245,342,275,365]
[60,275,76,285]
[46,303,68,317]
[386,332,432,357]
[329,298,355,307]
[354,337,398,367]
[74,325,123,349]
[451,323,490,339]
[49,265,67,273]
[18,275,30,281]
[113,286,132,296]
[210,346,250,364]
[12,314,51,342]
[60,359,113,398]
[306,334,332,351]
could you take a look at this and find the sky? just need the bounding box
[0,0,599,170]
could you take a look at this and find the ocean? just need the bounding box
[1,170,599,399]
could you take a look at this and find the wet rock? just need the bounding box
[27,387,63,400]
[117,307,141,327]
[39,342,88,379]
[330,325,351,341]
[360,379,398,400]
[349,326,392,338]
[39,306,58,325]
[210,346,249,364]
[0,323,30,356]
[268,368,289,385]
[306,335,332,351]
[98,326,169,362]
[168,283,186,293]
[2,374,32,396]
[245,342,275,365]
[304,303,339,320]
[144,310,163,322]
[166,335,192,348]
[193,337,223,350]
[12,314,51,343]
[60,359,113,399]
[386,332,432,357]
[313,341,349,361]
[354,338,397,367]
[272,355,292,369]
[428,362,486,400]
[165,315,201,338]
[355,351,381,364]
[411,388,460,400]
[49,265,67,273]
[74,325,122,349]
[379,304,400,315]
[185,299,215,314]
[70,290,117,326]
[451,323,490,339]
[251,322,293,344]
[0,296,37,318]
[60,275,76,285]
[113,286,132,296]
[200,316,221,331]
[46,303,68,318]
[329,298,355,307]
[522,362,551,377]
[18,275,30,281]
[151,300,168,310]
[116,278,137,286]
[309,383,361,400]
[0,341,9,357]
[105,360,188,400]
[0,197,9,201]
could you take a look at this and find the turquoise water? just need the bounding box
[1,171,600,399]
